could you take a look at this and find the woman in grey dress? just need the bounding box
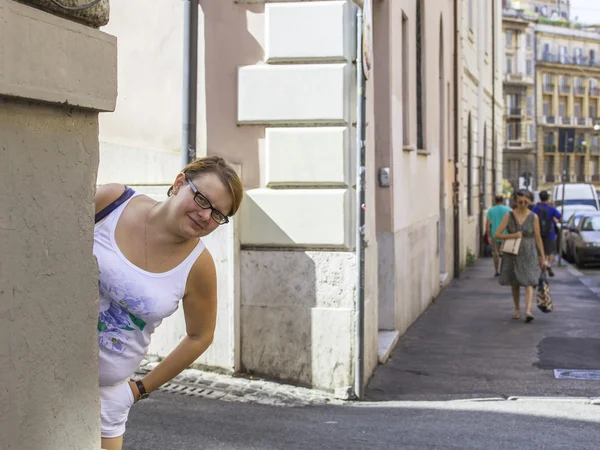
[495,189,546,322]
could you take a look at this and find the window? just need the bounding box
[574,48,583,64]
[591,49,596,64]
[507,122,521,140]
[416,0,424,150]
[545,133,555,146]
[483,1,488,53]
[561,156,570,176]
[543,42,551,58]
[575,77,583,88]
[468,114,473,216]
[526,32,533,49]
[469,0,474,31]
[560,46,568,63]
[527,96,533,116]
[574,103,581,119]
[559,101,566,118]
[591,157,599,175]
[527,124,535,142]
[506,31,513,47]
[402,13,409,146]
[544,156,555,178]
[526,59,533,76]
[590,103,597,119]
[506,58,513,74]
[543,101,550,117]
[543,73,553,87]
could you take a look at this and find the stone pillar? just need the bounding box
[0,1,116,449]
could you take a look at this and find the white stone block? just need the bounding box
[266,127,348,186]
[241,250,355,309]
[237,64,349,124]
[265,1,353,62]
[240,188,351,247]
[311,307,353,390]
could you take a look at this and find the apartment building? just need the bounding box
[502,8,537,188]
[537,25,600,189]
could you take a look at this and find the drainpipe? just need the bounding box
[182,0,199,167]
[354,7,366,401]
[453,0,461,278]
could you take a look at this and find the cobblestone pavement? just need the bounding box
[134,357,345,407]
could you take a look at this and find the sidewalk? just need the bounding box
[366,258,600,401]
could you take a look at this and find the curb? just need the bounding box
[134,359,345,407]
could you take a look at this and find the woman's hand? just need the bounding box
[513,231,523,239]
[539,255,546,269]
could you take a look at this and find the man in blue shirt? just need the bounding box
[486,195,512,276]
[532,191,561,277]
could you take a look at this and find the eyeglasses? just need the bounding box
[186,177,229,225]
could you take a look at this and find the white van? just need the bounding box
[551,183,600,210]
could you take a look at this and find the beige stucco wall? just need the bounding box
[459,0,504,267]
[0,99,101,450]
[0,0,117,450]
[0,1,117,448]
[373,0,455,337]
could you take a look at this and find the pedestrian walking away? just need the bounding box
[495,189,546,323]
[94,156,243,450]
[486,194,512,277]
[532,190,561,277]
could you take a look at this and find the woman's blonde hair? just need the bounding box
[168,156,243,216]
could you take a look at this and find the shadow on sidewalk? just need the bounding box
[366,258,600,401]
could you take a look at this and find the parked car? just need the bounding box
[552,183,600,210]
[570,212,600,268]
[560,206,597,262]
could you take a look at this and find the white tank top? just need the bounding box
[94,192,205,386]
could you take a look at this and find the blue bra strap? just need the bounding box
[94,187,135,224]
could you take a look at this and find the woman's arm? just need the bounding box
[131,249,217,399]
[494,213,521,240]
[532,214,546,263]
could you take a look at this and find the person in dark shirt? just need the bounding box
[532,191,562,277]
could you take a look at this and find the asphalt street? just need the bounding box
[125,259,600,449]
[124,392,600,450]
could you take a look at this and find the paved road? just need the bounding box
[124,259,600,449]
[367,260,600,401]
[125,392,600,450]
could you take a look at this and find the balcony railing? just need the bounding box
[543,83,555,92]
[592,175,600,182]
[507,108,522,116]
[577,117,589,126]
[591,87,600,96]
[559,84,571,94]
[544,175,557,183]
[544,144,556,153]
[575,144,587,153]
[507,140,523,148]
[576,174,587,182]
[575,86,586,95]
[591,146,600,154]
[543,115,556,124]
[539,52,600,68]
[560,116,572,125]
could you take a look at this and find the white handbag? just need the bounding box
[501,238,521,255]
[501,212,522,255]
